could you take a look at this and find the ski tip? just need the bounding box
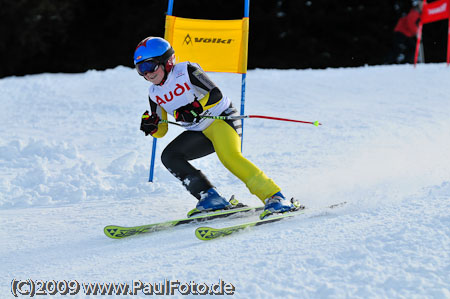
[195,226,241,241]
[313,121,321,127]
[195,227,215,241]
[104,226,123,239]
[328,201,347,209]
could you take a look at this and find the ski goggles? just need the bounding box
[136,59,160,76]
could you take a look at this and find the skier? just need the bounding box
[134,37,297,219]
[385,0,423,64]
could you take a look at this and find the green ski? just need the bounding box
[195,210,306,241]
[104,205,264,239]
[195,202,347,241]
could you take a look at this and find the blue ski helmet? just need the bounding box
[134,37,174,66]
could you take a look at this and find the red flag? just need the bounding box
[422,0,450,24]
[415,0,450,66]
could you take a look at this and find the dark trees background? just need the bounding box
[0,0,448,78]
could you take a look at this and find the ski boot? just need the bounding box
[187,188,241,217]
[259,191,301,220]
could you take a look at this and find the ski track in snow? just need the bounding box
[1,64,450,298]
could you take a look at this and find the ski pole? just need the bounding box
[159,114,322,127]
[159,119,181,126]
[190,112,322,127]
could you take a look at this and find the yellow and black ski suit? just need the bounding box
[147,62,280,203]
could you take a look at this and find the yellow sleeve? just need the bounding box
[152,107,168,138]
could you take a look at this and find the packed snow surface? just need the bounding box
[1,64,449,298]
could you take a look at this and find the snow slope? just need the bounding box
[1,64,450,298]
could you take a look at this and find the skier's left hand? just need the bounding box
[140,110,160,136]
[174,100,203,122]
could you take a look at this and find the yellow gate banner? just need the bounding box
[164,15,249,74]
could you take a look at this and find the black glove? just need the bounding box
[140,110,160,136]
[174,100,203,123]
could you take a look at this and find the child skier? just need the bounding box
[135,36,297,219]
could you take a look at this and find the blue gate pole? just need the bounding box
[240,73,246,152]
[149,0,175,182]
[148,138,157,182]
[240,0,250,152]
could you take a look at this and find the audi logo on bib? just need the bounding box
[155,83,191,105]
